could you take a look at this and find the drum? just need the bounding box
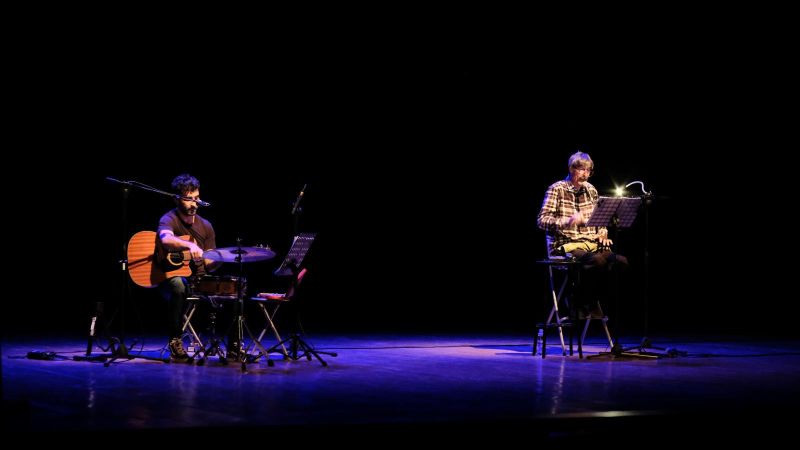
[193,275,245,297]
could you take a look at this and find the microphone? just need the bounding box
[176,195,211,207]
[291,183,307,215]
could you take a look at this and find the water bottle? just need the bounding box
[537,328,544,354]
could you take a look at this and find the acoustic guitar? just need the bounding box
[127,231,193,288]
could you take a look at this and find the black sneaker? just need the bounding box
[169,338,189,360]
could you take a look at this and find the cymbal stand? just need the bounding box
[195,302,227,366]
[227,238,274,371]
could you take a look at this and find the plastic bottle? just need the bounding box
[537,328,544,353]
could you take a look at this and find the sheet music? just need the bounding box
[586,196,641,228]
[274,233,316,276]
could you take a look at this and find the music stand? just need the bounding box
[266,233,337,366]
[586,196,641,230]
[583,196,653,359]
[587,195,684,359]
[274,233,315,276]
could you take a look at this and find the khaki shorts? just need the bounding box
[558,241,599,255]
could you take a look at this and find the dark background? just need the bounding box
[5,34,786,339]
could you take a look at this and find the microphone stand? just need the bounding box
[80,178,203,365]
[76,179,136,363]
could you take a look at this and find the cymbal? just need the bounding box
[205,246,276,263]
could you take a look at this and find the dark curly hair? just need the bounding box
[171,174,200,195]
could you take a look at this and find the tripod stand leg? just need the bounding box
[241,319,274,368]
[299,339,328,367]
[266,335,294,359]
[287,335,326,366]
[192,310,224,366]
[296,334,337,366]
[198,337,228,366]
[265,334,334,367]
[102,338,132,367]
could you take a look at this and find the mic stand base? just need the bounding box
[93,338,171,366]
[266,333,337,367]
[620,337,687,358]
[587,338,686,360]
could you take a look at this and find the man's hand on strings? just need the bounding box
[188,242,205,262]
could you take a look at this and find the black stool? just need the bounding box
[534,258,583,358]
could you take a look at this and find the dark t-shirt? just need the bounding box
[157,209,216,276]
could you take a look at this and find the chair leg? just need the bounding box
[596,303,614,349]
[568,325,574,356]
[181,302,204,354]
[578,316,614,354]
[259,303,288,357]
[581,319,591,351]
[541,327,547,358]
[536,263,583,358]
[601,318,614,349]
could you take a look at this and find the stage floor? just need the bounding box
[4,333,799,442]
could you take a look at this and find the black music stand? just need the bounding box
[274,233,315,276]
[587,195,684,359]
[584,196,653,359]
[266,233,337,366]
[586,196,641,231]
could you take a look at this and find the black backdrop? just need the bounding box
[6,38,785,339]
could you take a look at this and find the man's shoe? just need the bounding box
[169,338,189,360]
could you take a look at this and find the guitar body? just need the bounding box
[128,231,193,288]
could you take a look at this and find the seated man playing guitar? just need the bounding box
[157,174,221,359]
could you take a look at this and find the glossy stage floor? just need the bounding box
[4,332,799,443]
